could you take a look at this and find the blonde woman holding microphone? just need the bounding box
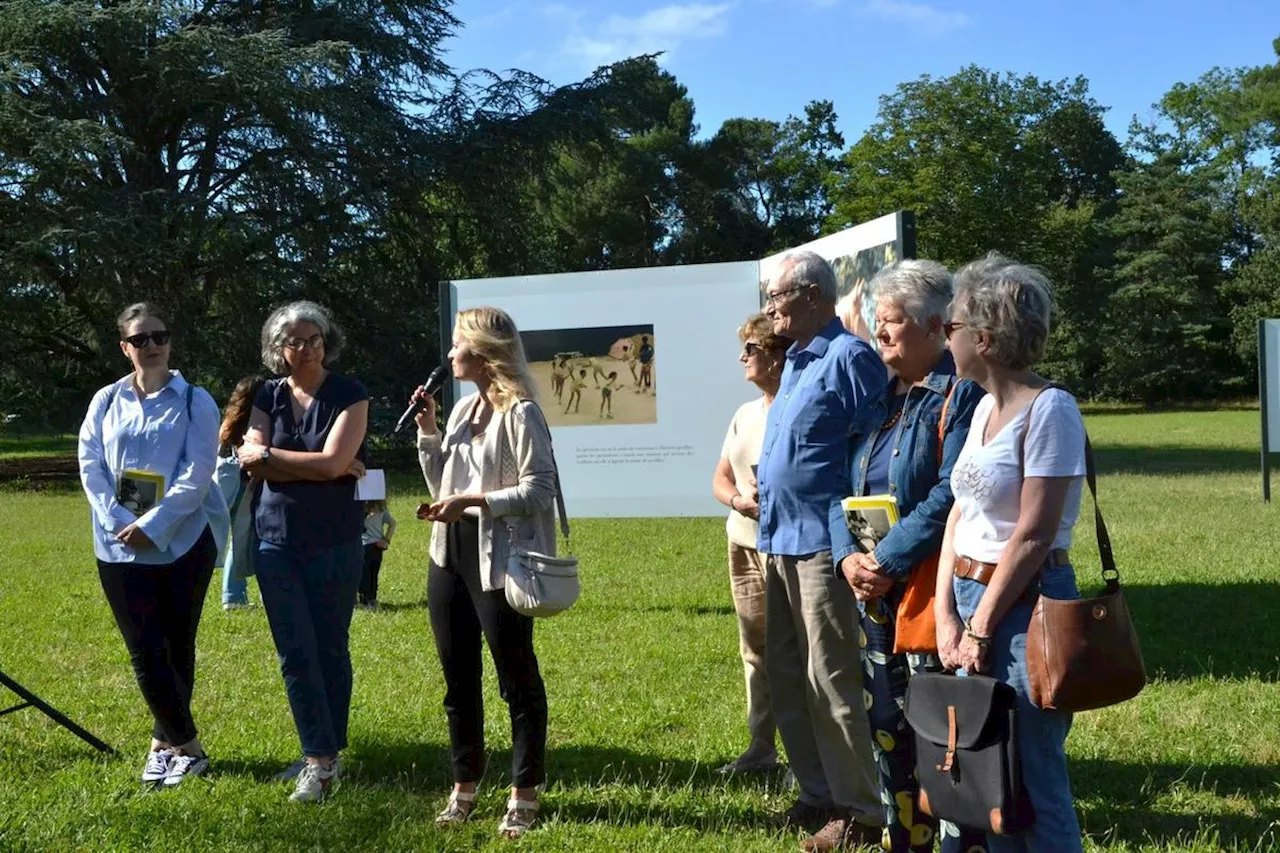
[413,306,559,840]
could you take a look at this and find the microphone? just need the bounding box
[394,365,448,433]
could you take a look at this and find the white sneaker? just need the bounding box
[141,749,174,783]
[163,753,209,787]
[289,761,338,803]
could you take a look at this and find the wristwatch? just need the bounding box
[260,447,272,464]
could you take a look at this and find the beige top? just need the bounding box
[721,396,769,550]
[418,394,559,592]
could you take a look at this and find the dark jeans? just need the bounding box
[98,526,216,746]
[360,544,383,604]
[428,515,547,788]
[256,538,362,757]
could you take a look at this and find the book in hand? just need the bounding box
[116,468,165,515]
[841,494,900,554]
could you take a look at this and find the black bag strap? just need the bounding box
[1019,383,1119,592]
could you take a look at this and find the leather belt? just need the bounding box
[954,550,1070,586]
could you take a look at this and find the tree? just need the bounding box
[1102,137,1238,403]
[829,67,1126,396]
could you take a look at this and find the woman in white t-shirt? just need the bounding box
[710,313,790,774]
[936,254,1087,853]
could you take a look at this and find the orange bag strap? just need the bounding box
[936,379,958,469]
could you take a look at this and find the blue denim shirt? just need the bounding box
[757,317,887,556]
[827,352,983,578]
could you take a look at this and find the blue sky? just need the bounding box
[440,0,1280,144]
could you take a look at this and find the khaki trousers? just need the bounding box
[764,550,882,823]
[728,543,775,745]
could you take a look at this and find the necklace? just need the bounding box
[881,393,909,432]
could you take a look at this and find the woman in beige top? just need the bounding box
[412,306,559,839]
[710,313,791,774]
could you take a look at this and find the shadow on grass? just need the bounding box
[1075,757,1280,849]
[334,737,785,829]
[1090,446,1260,476]
[589,603,736,617]
[1126,583,1280,681]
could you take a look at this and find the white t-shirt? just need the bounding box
[721,397,769,550]
[951,388,1086,564]
[448,422,486,518]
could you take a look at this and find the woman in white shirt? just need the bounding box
[77,302,227,788]
[936,254,1087,852]
[412,306,559,839]
[710,313,789,774]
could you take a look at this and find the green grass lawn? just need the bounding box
[0,411,1277,852]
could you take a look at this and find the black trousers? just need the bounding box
[97,526,216,746]
[360,544,383,604]
[427,516,547,787]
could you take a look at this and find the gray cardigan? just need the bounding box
[418,393,559,592]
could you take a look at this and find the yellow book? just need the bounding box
[116,468,166,514]
[841,494,899,553]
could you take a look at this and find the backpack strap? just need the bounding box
[934,378,958,469]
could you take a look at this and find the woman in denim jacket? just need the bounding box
[828,261,987,853]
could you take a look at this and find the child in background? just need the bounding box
[599,371,618,419]
[215,375,266,610]
[360,499,396,609]
[565,368,587,414]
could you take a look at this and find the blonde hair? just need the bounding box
[455,306,538,412]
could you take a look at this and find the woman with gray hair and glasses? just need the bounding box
[827,261,988,853]
[238,300,369,803]
[936,253,1087,851]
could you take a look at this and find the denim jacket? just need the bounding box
[827,351,984,579]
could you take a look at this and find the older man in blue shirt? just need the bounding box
[757,251,888,851]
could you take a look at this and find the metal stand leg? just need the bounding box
[0,669,115,755]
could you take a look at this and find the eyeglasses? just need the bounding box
[122,331,171,348]
[283,334,325,351]
[742,342,763,357]
[942,322,967,340]
[764,284,814,306]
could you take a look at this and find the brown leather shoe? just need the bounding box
[801,816,851,852]
[841,819,885,849]
[801,816,884,852]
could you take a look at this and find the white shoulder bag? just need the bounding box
[499,403,579,618]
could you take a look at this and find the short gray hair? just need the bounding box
[872,260,953,327]
[260,300,347,376]
[952,253,1054,371]
[777,250,839,303]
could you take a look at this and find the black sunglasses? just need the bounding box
[942,322,966,340]
[123,330,172,348]
[742,342,763,357]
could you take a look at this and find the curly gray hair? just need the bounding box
[259,300,347,376]
[871,260,953,327]
[952,253,1054,371]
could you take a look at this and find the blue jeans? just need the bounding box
[953,565,1084,853]
[256,539,362,757]
[221,549,249,605]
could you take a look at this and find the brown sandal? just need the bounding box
[497,797,539,839]
[435,790,477,828]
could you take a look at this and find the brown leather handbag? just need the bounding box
[1025,420,1147,712]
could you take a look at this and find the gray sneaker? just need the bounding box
[141,749,174,784]
[163,753,209,787]
[289,761,338,803]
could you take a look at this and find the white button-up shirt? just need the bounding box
[77,371,226,564]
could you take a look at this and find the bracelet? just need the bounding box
[963,620,991,647]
